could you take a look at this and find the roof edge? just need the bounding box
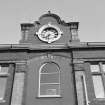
[0,42,105,50]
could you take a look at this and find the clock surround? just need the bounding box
[36,23,63,43]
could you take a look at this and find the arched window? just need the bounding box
[39,62,60,97]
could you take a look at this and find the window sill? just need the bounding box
[0,99,6,103]
[0,73,9,76]
[36,95,62,99]
[93,98,105,101]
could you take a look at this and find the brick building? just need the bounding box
[0,12,105,105]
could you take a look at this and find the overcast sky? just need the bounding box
[0,0,105,44]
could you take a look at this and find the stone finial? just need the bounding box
[48,11,51,14]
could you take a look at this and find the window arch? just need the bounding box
[39,62,60,97]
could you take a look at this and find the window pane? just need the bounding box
[39,62,60,97]
[40,73,59,83]
[0,78,7,100]
[102,64,105,72]
[0,66,9,74]
[90,65,100,72]
[40,84,60,96]
[92,75,105,98]
[41,63,59,73]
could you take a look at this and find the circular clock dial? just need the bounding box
[41,27,58,40]
[36,23,63,43]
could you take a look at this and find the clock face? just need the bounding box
[36,23,63,43]
[41,27,58,40]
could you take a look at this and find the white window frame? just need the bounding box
[0,63,14,104]
[38,62,60,97]
[90,62,105,99]
[0,64,9,102]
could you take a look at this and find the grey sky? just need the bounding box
[0,0,105,44]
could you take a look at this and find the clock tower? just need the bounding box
[19,11,80,44]
[0,11,105,105]
[18,12,80,105]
